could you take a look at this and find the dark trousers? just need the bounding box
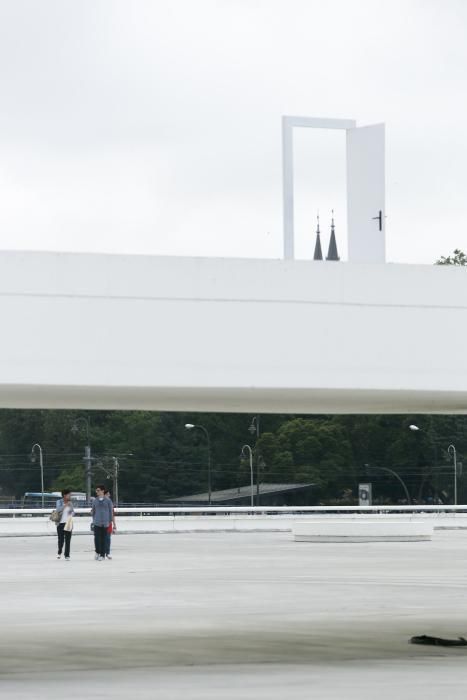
[94,525,107,557]
[57,523,72,558]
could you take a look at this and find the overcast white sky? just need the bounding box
[0,0,466,264]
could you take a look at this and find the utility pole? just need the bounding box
[448,444,457,506]
[30,444,45,508]
[248,416,261,505]
[113,456,119,506]
[84,445,92,504]
[241,445,254,507]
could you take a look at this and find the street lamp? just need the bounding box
[240,445,254,507]
[185,424,212,505]
[71,416,92,504]
[408,422,438,503]
[365,463,411,504]
[409,424,457,505]
[30,443,44,508]
[248,416,260,438]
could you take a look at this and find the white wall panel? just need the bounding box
[346,124,385,262]
[0,252,466,413]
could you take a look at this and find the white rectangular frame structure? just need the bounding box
[282,115,385,262]
[282,116,356,260]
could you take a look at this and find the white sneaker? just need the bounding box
[94,554,99,560]
[97,555,104,561]
[57,554,61,559]
[65,557,70,561]
[106,555,112,560]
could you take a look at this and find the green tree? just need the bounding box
[52,464,87,492]
[436,249,467,265]
[257,417,355,499]
[0,408,465,506]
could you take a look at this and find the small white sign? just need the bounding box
[359,483,372,506]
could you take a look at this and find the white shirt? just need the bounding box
[60,504,73,524]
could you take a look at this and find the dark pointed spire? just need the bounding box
[313,213,323,261]
[326,210,340,261]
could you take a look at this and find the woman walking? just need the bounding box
[56,489,75,560]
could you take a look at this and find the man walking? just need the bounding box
[92,485,113,561]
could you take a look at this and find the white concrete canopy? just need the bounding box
[0,250,467,413]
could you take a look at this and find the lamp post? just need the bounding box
[185,424,212,505]
[410,424,457,505]
[71,416,92,504]
[409,422,437,502]
[30,443,44,508]
[248,416,260,438]
[241,445,254,507]
[448,444,457,506]
[365,463,411,504]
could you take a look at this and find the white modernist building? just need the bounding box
[0,250,467,413]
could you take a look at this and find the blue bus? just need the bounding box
[22,491,87,508]
[22,492,62,508]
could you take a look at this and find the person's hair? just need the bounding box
[96,484,106,492]
[61,489,71,497]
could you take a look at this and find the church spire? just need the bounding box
[326,210,340,261]
[313,213,323,261]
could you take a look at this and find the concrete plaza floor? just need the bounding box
[1,530,467,698]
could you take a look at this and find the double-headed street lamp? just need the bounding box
[240,445,255,507]
[30,443,44,508]
[185,424,212,505]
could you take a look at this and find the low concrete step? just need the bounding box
[293,520,433,542]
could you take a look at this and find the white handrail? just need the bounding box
[1,505,467,516]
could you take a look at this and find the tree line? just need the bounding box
[0,409,466,505]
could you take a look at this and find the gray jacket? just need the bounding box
[56,498,75,516]
[92,497,113,527]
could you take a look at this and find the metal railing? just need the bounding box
[1,505,467,517]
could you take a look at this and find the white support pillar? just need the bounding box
[282,117,294,260]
